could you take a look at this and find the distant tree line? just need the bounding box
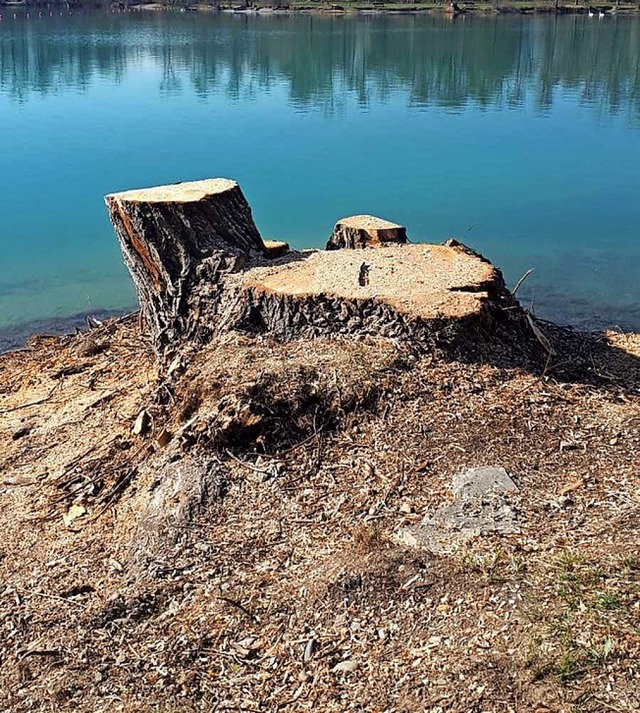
[2,0,636,8]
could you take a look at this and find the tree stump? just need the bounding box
[105,178,266,347]
[263,240,290,258]
[326,215,407,250]
[105,178,518,356]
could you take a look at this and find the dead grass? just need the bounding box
[0,317,639,711]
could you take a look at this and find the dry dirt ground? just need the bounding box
[0,316,639,712]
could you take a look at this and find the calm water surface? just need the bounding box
[1,11,639,344]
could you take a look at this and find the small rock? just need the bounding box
[399,466,520,553]
[133,409,150,436]
[303,638,316,663]
[63,504,87,528]
[109,558,124,573]
[12,426,31,441]
[332,660,359,673]
[451,466,519,499]
[557,495,573,509]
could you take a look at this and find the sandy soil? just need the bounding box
[0,316,639,712]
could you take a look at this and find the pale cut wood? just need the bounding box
[326,215,407,250]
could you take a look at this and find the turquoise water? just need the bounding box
[1,11,639,344]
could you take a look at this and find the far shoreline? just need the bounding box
[2,1,640,17]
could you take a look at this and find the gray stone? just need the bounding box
[398,466,520,554]
[451,466,519,499]
[332,660,359,673]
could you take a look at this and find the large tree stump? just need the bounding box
[105,178,519,356]
[326,215,407,250]
[228,244,509,353]
[105,179,266,346]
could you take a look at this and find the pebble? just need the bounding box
[303,638,315,663]
[332,660,359,673]
[557,495,573,509]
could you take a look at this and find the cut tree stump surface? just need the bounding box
[107,178,240,204]
[241,244,499,321]
[326,214,407,250]
[335,215,403,231]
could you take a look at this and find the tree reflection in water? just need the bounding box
[1,12,639,122]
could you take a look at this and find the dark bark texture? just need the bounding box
[105,179,265,348]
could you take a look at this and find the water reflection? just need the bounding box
[1,12,640,119]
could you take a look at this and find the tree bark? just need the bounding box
[105,178,266,348]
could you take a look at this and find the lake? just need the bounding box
[1,9,639,348]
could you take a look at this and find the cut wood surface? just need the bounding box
[326,214,407,250]
[105,178,516,353]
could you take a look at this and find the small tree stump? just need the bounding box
[326,215,407,250]
[231,243,508,351]
[263,240,290,258]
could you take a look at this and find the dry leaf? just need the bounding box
[559,479,584,496]
[63,504,86,528]
[156,429,172,447]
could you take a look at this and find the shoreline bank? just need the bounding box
[0,302,638,711]
[0,308,135,354]
[1,179,639,708]
[3,2,640,16]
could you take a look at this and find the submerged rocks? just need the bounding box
[326,214,407,250]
